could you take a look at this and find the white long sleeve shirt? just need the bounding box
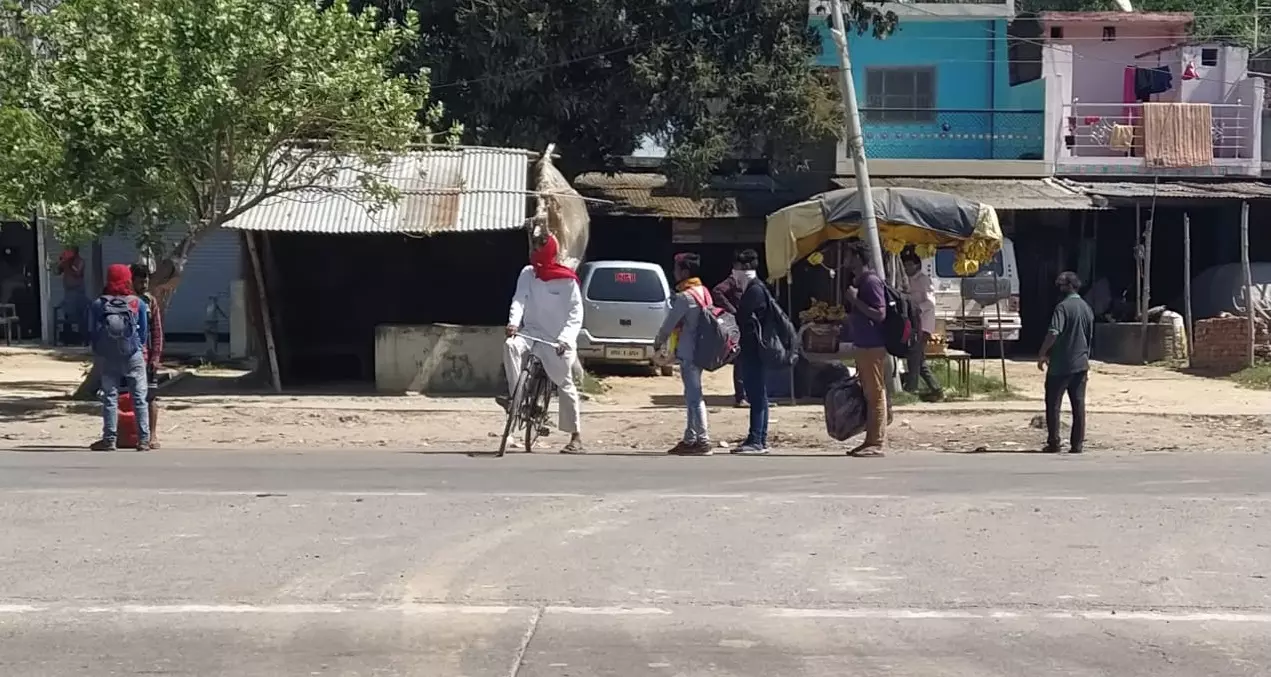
[507,265,584,348]
[907,271,937,335]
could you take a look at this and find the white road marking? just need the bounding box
[5,488,1271,502]
[547,606,672,616]
[768,608,1271,623]
[3,603,1271,623]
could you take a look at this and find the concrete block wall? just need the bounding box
[1191,315,1270,372]
[375,324,506,394]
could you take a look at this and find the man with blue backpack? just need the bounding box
[655,252,740,456]
[87,264,152,452]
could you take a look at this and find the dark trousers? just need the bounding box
[732,359,745,403]
[740,357,769,445]
[1044,370,1088,451]
[904,332,941,393]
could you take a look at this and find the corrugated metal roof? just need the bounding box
[1064,180,1271,201]
[831,177,1107,210]
[574,172,801,219]
[225,148,532,234]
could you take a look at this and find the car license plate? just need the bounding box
[606,347,645,360]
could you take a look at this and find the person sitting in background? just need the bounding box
[88,264,151,452]
[901,248,942,400]
[655,252,713,455]
[131,263,164,449]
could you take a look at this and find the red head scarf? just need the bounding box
[104,263,134,296]
[530,234,578,283]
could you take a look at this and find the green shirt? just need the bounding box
[1047,293,1094,376]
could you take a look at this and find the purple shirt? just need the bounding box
[848,271,886,348]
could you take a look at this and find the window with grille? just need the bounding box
[864,67,936,123]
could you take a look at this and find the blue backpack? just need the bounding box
[95,295,142,359]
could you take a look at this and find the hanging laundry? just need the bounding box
[1134,66,1173,100]
[1182,62,1198,81]
[1123,67,1137,121]
[1109,124,1136,150]
[1090,118,1115,145]
[1143,102,1213,167]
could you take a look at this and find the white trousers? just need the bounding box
[503,336,581,434]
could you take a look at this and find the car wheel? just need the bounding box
[659,365,675,377]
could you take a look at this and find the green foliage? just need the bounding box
[0,2,61,219]
[358,0,896,186]
[13,0,448,275]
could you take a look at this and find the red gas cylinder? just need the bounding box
[117,392,139,449]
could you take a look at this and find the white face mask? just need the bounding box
[732,269,757,285]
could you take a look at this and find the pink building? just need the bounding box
[1040,11,1265,177]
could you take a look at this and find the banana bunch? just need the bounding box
[799,298,847,323]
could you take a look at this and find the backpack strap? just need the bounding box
[686,285,711,309]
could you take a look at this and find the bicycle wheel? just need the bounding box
[523,368,550,453]
[498,367,530,457]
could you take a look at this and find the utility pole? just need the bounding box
[829,0,887,280]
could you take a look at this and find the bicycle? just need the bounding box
[497,333,558,457]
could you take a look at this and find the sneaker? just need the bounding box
[733,400,748,409]
[89,439,116,452]
[731,442,769,455]
[134,441,151,452]
[674,440,714,456]
[667,441,693,455]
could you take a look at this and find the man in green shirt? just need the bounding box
[1038,271,1094,454]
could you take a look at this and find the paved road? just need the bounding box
[2,450,1269,676]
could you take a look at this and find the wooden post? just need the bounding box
[245,231,282,393]
[786,277,796,405]
[1241,201,1255,369]
[1139,211,1154,364]
[1182,212,1194,361]
[1134,203,1142,318]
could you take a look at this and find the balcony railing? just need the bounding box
[1059,102,1254,162]
[858,109,1044,161]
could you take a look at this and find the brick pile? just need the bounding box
[1191,314,1270,372]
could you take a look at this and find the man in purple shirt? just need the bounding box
[843,240,888,456]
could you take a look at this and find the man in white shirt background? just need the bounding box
[501,232,586,454]
[901,248,943,399]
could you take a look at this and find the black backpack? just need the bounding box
[882,283,920,359]
[758,285,799,368]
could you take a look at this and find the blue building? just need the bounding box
[809,0,1049,178]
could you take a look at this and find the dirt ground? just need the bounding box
[2,346,1268,454]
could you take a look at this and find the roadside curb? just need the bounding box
[4,394,1265,422]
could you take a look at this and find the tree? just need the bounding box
[19,0,452,298]
[0,1,60,219]
[356,0,896,186]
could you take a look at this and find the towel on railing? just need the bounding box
[1109,124,1136,150]
[1143,102,1213,167]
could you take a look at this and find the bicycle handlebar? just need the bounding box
[515,333,561,350]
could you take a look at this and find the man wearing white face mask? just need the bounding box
[712,249,760,408]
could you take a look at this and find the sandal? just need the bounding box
[848,443,886,458]
[560,440,586,454]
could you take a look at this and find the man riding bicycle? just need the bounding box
[500,231,586,454]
